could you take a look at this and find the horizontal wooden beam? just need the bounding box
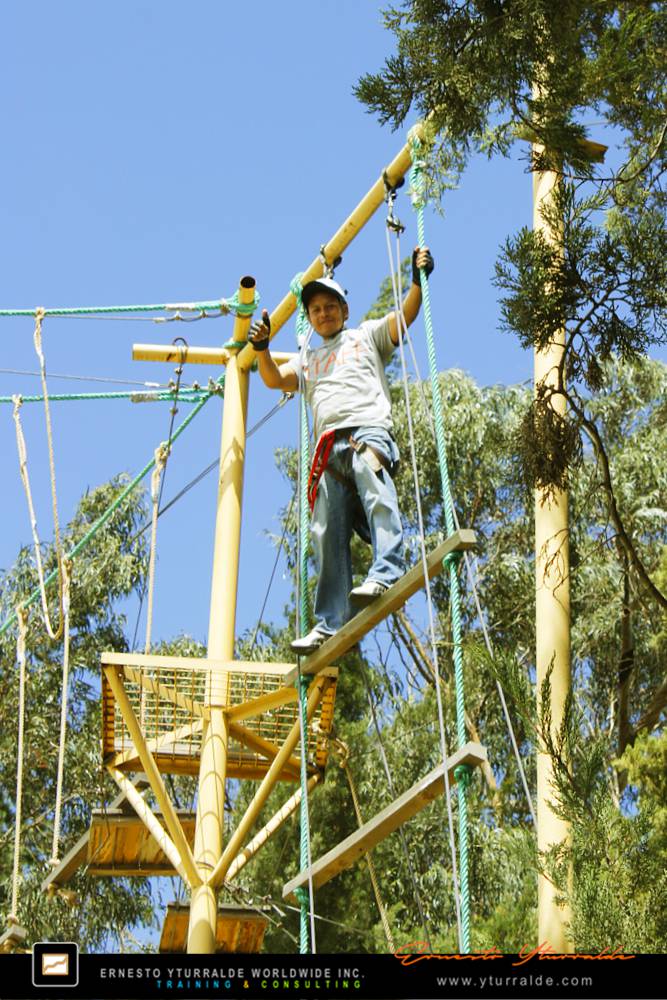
[283,741,487,900]
[291,531,476,681]
[132,343,296,367]
[101,652,295,678]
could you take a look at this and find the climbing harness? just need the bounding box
[307,430,336,511]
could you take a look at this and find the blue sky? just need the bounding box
[0,1,653,651]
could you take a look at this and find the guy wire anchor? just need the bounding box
[383,170,405,233]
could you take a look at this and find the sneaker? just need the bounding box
[349,579,389,607]
[290,627,331,654]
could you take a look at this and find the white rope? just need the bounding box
[50,561,72,866]
[12,396,63,640]
[10,608,29,923]
[144,444,168,655]
[386,225,464,950]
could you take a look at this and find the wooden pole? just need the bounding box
[533,151,573,952]
[187,276,255,954]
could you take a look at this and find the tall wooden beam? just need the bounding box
[533,146,573,952]
[188,276,255,953]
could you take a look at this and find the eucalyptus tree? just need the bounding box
[355,0,667,610]
[0,479,158,950]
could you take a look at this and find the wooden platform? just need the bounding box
[85,808,196,876]
[102,654,337,779]
[42,774,150,893]
[159,903,268,953]
[0,923,27,954]
[291,530,477,680]
[283,741,487,901]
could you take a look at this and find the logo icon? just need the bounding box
[32,942,79,988]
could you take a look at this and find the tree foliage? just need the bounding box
[0,479,159,950]
[355,0,667,610]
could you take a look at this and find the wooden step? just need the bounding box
[283,741,487,901]
[86,808,196,876]
[41,774,150,893]
[290,530,476,680]
[159,903,268,954]
[0,923,27,954]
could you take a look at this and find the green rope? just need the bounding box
[0,289,259,319]
[292,272,314,954]
[410,134,472,952]
[0,377,223,637]
[0,388,211,404]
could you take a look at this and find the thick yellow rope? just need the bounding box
[144,444,168,656]
[33,309,66,636]
[50,561,72,867]
[12,394,63,641]
[10,608,29,923]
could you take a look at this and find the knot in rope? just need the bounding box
[290,273,310,348]
[290,273,304,306]
[293,887,309,908]
[226,289,260,317]
[329,736,351,770]
[443,550,463,571]
[454,763,474,789]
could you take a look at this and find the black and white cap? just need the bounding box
[301,276,347,310]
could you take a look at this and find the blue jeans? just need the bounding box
[311,426,404,635]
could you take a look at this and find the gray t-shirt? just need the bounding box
[287,317,395,441]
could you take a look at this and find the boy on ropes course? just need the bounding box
[249,246,434,654]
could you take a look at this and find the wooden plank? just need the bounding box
[292,531,477,680]
[133,343,296,367]
[86,809,196,876]
[159,903,268,954]
[283,741,487,900]
[0,924,27,953]
[41,774,150,892]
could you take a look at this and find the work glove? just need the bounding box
[412,246,434,285]
[248,309,271,351]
